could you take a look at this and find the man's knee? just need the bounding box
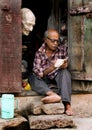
[57,69,71,80]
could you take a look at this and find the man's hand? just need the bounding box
[60,60,68,69]
[54,59,65,68]
[54,58,68,69]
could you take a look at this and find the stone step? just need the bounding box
[14,92,92,118]
[0,114,29,130]
[47,117,92,130]
[30,101,64,115]
[28,114,76,130]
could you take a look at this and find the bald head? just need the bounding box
[44,29,59,39]
[21,8,36,36]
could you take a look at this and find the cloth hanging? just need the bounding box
[47,9,57,30]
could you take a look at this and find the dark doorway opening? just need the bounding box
[22,0,52,73]
[21,0,68,89]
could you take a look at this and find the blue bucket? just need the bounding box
[1,94,15,119]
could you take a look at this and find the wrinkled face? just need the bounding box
[21,8,36,36]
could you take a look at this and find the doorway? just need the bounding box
[21,0,68,76]
[22,0,52,73]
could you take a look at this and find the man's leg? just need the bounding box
[55,69,74,116]
[28,73,61,103]
[28,73,51,95]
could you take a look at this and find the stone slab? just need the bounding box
[0,114,28,130]
[30,101,64,115]
[28,115,75,129]
[47,118,92,130]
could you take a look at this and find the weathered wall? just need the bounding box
[0,0,22,93]
[68,0,92,92]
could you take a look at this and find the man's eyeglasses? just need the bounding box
[47,37,60,44]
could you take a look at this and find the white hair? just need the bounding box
[21,8,36,23]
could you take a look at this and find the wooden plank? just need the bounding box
[0,0,22,92]
[68,15,84,71]
[84,17,92,74]
[71,72,92,81]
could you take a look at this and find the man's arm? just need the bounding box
[43,64,56,77]
[43,57,68,77]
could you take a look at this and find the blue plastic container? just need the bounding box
[1,94,14,119]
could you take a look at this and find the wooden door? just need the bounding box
[68,0,92,81]
[0,0,22,93]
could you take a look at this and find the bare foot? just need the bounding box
[64,103,74,116]
[65,109,74,116]
[41,93,61,104]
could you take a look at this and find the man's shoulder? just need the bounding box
[37,43,46,52]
